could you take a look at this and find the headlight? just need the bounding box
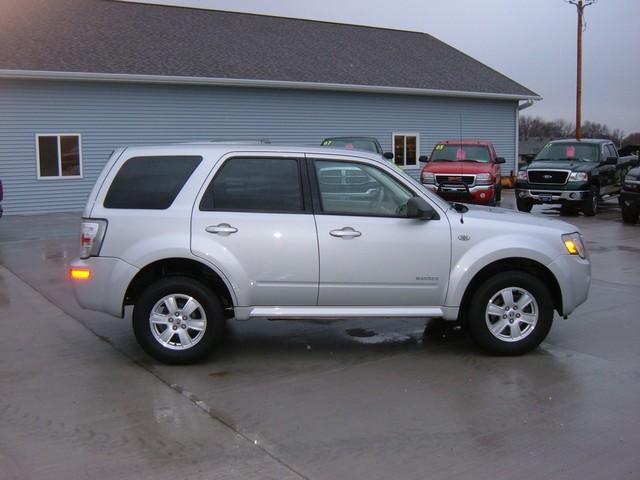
[476,173,492,185]
[562,232,586,259]
[421,171,435,184]
[517,170,528,181]
[568,172,588,181]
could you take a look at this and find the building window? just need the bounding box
[392,133,419,167]
[37,134,82,179]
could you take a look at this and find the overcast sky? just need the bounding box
[124,0,639,134]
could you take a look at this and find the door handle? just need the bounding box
[205,223,238,235]
[329,227,361,239]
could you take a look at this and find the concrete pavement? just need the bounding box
[1,191,639,479]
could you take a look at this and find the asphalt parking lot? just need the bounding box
[1,191,639,480]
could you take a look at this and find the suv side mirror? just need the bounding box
[418,155,429,163]
[407,197,436,220]
[495,157,506,164]
[383,152,394,160]
[605,156,618,165]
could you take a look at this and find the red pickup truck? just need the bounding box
[419,140,505,205]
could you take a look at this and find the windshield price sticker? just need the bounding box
[435,144,444,151]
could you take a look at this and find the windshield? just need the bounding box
[534,142,600,162]
[394,167,452,212]
[322,138,379,154]
[430,144,491,162]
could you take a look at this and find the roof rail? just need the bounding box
[208,138,272,145]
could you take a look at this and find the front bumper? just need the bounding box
[547,253,591,316]
[424,183,497,204]
[69,256,139,318]
[621,189,640,207]
[516,188,589,203]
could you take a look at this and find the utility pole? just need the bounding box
[567,0,596,140]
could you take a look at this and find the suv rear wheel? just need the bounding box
[133,276,225,364]
[467,271,553,355]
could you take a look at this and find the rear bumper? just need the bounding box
[547,254,591,316]
[69,256,139,317]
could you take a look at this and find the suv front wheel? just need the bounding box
[133,276,225,364]
[467,271,553,355]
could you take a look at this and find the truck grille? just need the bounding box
[435,175,475,185]
[527,170,569,185]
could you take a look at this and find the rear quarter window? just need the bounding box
[104,156,202,209]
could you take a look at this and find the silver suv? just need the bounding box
[70,144,591,364]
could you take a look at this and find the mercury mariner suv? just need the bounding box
[69,143,591,364]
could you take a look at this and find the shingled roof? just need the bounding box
[0,0,539,99]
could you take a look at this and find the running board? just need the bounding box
[248,306,444,319]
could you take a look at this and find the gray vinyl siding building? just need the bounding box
[0,0,538,214]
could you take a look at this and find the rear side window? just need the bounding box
[200,158,303,212]
[104,156,202,209]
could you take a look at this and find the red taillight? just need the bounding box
[69,268,91,280]
[79,219,107,259]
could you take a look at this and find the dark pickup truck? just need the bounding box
[516,139,638,216]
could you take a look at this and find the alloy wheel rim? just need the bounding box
[149,294,207,350]
[485,287,538,342]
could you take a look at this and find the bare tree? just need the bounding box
[622,132,640,146]
[520,115,624,144]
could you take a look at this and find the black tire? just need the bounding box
[466,271,553,356]
[559,204,574,215]
[516,197,533,212]
[621,202,639,224]
[495,184,502,202]
[133,276,225,364]
[582,186,599,217]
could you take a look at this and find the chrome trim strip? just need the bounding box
[249,306,443,318]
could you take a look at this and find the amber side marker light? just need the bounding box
[564,239,579,255]
[69,268,91,280]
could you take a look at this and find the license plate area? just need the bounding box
[538,194,553,202]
